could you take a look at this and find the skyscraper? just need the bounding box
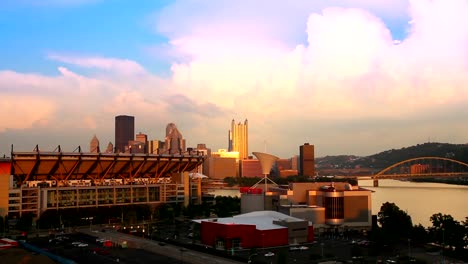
[89,135,100,153]
[299,143,315,177]
[115,115,134,153]
[164,123,186,154]
[228,119,248,160]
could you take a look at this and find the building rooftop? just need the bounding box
[194,210,308,230]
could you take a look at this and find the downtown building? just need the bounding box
[238,152,372,234]
[0,120,203,219]
[228,119,248,160]
[240,181,372,233]
[114,115,135,153]
[299,143,315,177]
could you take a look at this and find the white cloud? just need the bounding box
[2,0,468,157]
[156,0,468,155]
[48,54,147,75]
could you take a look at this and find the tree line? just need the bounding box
[374,202,468,261]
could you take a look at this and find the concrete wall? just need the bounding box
[240,194,264,213]
[204,157,237,179]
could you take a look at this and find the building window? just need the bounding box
[324,197,344,219]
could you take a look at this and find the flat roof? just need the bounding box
[194,210,308,231]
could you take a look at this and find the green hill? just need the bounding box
[316,142,468,170]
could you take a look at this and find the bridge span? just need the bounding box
[345,157,468,187]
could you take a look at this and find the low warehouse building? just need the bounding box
[194,211,314,250]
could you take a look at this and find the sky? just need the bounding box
[1,0,468,158]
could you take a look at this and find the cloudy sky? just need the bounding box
[1,0,468,158]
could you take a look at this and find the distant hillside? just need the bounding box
[316,142,468,171]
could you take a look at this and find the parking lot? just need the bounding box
[24,226,453,264]
[27,232,180,264]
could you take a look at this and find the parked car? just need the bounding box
[264,252,275,257]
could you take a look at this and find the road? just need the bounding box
[79,227,244,264]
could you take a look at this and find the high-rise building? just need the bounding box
[164,123,185,154]
[148,140,165,154]
[136,132,147,144]
[105,142,114,153]
[89,135,100,153]
[228,119,248,160]
[130,132,148,153]
[115,115,135,153]
[299,143,315,177]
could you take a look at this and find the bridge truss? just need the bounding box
[373,156,468,179]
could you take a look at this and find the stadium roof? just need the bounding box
[9,151,204,185]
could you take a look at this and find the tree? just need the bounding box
[16,213,33,232]
[377,202,413,244]
[212,196,240,217]
[429,213,466,251]
[463,217,468,247]
[0,216,4,234]
[412,224,429,244]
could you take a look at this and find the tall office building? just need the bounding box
[89,135,100,153]
[299,143,315,177]
[228,119,248,160]
[115,115,135,153]
[164,123,186,154]
[105,142,114,153]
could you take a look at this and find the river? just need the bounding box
[210,179,468,227]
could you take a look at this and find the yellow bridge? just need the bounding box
[351,156,468,186]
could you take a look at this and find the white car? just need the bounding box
[77,243,88,247]
[299,246,309,250]
[264,252,275,257]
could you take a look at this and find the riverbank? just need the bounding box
[410,177,468,186]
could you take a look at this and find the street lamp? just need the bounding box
[408,239,411,257]
[262,233,265,249]
[320,242,324,258]
[179,248,187,264]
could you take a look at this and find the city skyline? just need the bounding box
[2,0,468,158]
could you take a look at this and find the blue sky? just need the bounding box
[1,1,173,75]
[1,0,468,158]
[0,0,409,77]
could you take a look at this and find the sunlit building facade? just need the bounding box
[163,123,186,154]
[89,135,100,153]
[299,143,315,177]
[239,181,372,232]
[228,119,248,160]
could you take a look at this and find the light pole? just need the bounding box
[320,242,324,258]
[179,248,187,264]
[262,233,265,250]
[408,238,411,257]
[442,228,445,264]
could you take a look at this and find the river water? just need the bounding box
[211,180,468,227]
